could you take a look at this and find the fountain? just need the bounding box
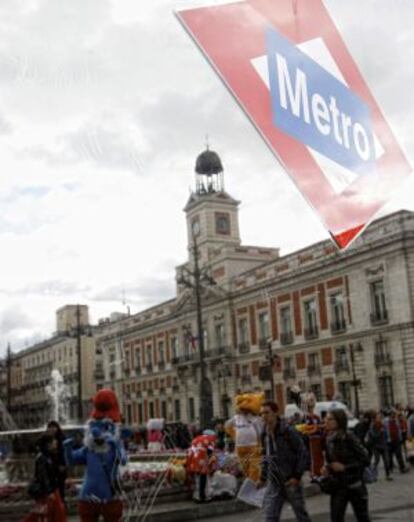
[45,369,71,424]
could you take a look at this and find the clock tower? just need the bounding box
[184,147,241,266]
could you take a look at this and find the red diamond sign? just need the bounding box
[176,0,412,249]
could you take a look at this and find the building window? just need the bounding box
[309,383,322,401]
[138,403,143,424]
[304,299,318,338]
[280,306,293,345]
[215,213,230,235]
[335,347,349,373]
[370,280,388,323]
[215,323,225,348]
[161,401,167,419]
[189,397,195,422]
[375,337,391,366]
[174,399,181,421]
[146,346,152,366]
[378,375,394,408]
[258,311,270,342]
[171,336,179,359]
[149,402,154,418]
[158,342,165,363]
[308,353,321,377]
[330,293,346,332]
[238,318,249,344]
[338,381,352,406]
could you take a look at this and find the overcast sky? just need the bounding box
[0,0,413,356]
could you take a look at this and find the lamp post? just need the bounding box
[261,341,277,401]
[177,233,215,429]
[76,304,83,422]
[348,342,363,417]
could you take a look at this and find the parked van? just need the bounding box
[284,401,359,429]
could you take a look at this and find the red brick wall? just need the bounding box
[322,347,333,366]
[249,305,257,345]
[324,378,335,400]
[296,352,306,370]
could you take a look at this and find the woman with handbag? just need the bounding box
[24,434,67,522]
[320,409,371,522]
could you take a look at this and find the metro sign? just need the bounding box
[176,0,411,249]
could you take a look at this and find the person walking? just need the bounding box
[258,401,311,522]
[46,421,67,505]
[321,409,371,522]
[24,434,67,522]
[384,409,409,473]
[367,413,392,480]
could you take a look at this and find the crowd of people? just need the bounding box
[21,387,414,522]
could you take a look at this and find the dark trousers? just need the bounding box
[264,482,311,522]
[199,474,207,501]
[330,484,370,522]
[387,441,406,471]
[373,448,391,476]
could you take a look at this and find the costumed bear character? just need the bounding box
[64,389,127,522]
[186,432,217,502]
[225,392,264,482]
[146,418,165,452]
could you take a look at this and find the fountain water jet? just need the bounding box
[45,369,71,424]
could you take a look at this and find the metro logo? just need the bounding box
[267,28,375,176]
[177,0,412,249]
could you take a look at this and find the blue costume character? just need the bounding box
[64,389,127,522]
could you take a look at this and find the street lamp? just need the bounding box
[177,233,215,429]
[259,340,278,400]
[341,342,363,417]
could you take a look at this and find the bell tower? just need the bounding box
[184,147,241,266]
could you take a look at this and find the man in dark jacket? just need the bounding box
[258,401,312,522]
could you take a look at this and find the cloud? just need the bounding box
[0,306,33,335]
[92,278,175,308]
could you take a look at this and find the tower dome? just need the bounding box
[195,149,223,176]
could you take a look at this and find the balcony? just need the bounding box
[259,338,270,350]
[158,361,165,371]
[334,360,350,374]
[375,353,392,367]
[146,363,153,373]
[171,357,179,365]
[370,309,389,326]
[280,332,293,346]
[94,369,105,380]
[205,346,231,358]
[307,364,321,377]
[283,368,296,380]
[331,319,347,335]
[304,326,319,340]
[241,375,252,385]
[238,342,250,354]
[172,384,179,392]
[259,365,272,381]
[135,366,142,375]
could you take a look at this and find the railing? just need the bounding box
[307,364,321,376]
[375,353,392,367]
[334,360,350,373]
[135,366,142,375]
[158,361,165,371]
[280,332,293,345]
[259,338,269,349]
[304,326,319,340]
[283,368,296,379]
[370,309,389,325]
[331,319,347,334]
[238,342,250,354]
[241,375,252,385]
[146,363,153,373]
[205,346,231,358]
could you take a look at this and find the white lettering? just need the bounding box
[328,97,343,145]
[311,94,330,136]
[276,53,310,123]
[341,113,352,149]
[353,122,371,161]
